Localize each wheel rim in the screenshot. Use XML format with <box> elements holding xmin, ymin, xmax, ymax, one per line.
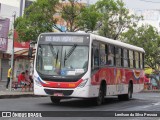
<box><xmin>128</xmin><ymin>90</ymin><xmax>131</xmax><ymax>98</ymax></box>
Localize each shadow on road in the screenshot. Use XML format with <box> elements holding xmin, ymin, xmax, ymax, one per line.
<box><xmin>39</xmin><ymin>97</ymin><xmax>136</xmax><ymax>108</ymax></box>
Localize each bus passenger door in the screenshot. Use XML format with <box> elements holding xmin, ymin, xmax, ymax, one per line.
<box><xmin>91</xmin><ymin>41</ymin><xmax>100</xmax><ymax>84</ymax></box>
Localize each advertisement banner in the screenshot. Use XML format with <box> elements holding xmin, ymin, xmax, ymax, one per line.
<box><xmin>14</xmin><ymin>31</ymin><xmax>30</xmax><ymax>48</ymax></box>
<box><xmin>0</xmin><ymin>18</ymin><xmax>10</xmax><ymax>51</ymax></box>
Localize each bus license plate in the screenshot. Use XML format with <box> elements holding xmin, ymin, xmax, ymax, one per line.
<box><xmin>53</xmin><ymin>93</ymin><xmax>64</xmax><ymax>96</ymax></box>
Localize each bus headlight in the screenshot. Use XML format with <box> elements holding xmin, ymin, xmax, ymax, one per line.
<box><xmin>78</xmin><ymin>78</ymin><xmax>88</xmax><ymax>88</ymax></box>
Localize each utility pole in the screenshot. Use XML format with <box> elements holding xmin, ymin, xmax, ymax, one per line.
<box><xmin>9</xmin><ymin>11</ymin><xmax>16</xmax><ymax>91</ymax></box>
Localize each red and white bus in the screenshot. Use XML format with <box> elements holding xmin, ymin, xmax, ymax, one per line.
<box><xmin>33</xmin><ymin>32</ymin><xmax>145</xmax><ymax>105</ymax></box>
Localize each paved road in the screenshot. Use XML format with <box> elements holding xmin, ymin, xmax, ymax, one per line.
<box><xmin>0</xmin><ymin>92</ymin><xmax>160</xmax><ymax>120</ymax></box>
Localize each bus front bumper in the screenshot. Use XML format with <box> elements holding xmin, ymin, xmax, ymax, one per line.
<box><xmin>34</xmin><ymin>85</ymin><xmax>99</xmax><ymax>98</ymax></box>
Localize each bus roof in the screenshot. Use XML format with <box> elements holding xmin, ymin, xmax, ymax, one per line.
<box><xmin>40</xmin><ymin>32</ymin><xmax>89</xmax><ymax>36</ymax></box>
<box><xmin>91</xmin><ymin>34</ymin><xmax>145</xmax><ymax>53</ymax></box>
<box><xmin>40</xmin><ymin>32</ymin><xmax>145</xmax><ymax>53</ymax></box>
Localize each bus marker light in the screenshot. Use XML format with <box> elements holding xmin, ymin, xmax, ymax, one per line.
<box><xmin>69</xmin><ymin>84</ymin><xmax>76</xmax><ymax>87</ymax></box>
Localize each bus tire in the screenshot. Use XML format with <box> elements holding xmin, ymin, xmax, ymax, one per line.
<box><xmin>118</xmin><ymin>83</ymin><xmax>132</xmax><ymax>101</ymax></box>
<box><xmin>95</xmin><ymin>83</ymin><xmax>105</xmax><ymax>105</ymax></box>
<box><xmin>50</xmin><ymin>96</ymin><xmax>61</xmax><ymax>104</ymax></box>
<box><xmin>127</xmin><ymin>82</ymin><xmax>133</xmax><ymax>99</ymax></box>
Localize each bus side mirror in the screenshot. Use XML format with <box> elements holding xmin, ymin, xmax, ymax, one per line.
<box><xmin>28</xmin><ymin>47</ymin><xmax>33</xmax><ymax>58</ymax></box>
<box><xmin>28</xmin><ymin>41</ymin><xmax>37</xmax><ymax>58</ymax></box>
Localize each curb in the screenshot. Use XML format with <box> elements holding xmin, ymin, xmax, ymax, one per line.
<box><xmin>141</xmin><ymin>90</ymin><xmax>160</xmax><ymax>93</ymax></box>
<box><xmin>0</xmin><ymin>93</ymin><xmax>46</xmax><ymax>99</ymax></box>
<box><xmin>0</xmin><ymin>94</ymin><xmax>34</xmax><ymax>99</ymax></box>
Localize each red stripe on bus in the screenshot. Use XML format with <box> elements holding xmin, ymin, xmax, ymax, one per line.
<box><xmin>42</xmin><ymin>79</ymin><xmax>83</xmax><ymax>88</ymax></box>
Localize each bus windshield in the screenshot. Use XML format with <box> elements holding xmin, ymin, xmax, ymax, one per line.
<box><xmin>36</xmin><ymin>44</ymin><xmax>89</xmax><ymax>76</ymax></box>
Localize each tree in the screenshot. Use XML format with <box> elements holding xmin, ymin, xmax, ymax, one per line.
<box><xmin>58</xmin><ymin>1</ymin><xmax>102</xmax><ymax>32</ymax></box>
<box><xmin>15</xmin><ymin>0</ymin><xmax>59</xmax><ymax>42</ymax></box>
<box><xmin>57</xmin><ymin>0</ymin><xmax>85</xmax><ymax>32</ymax></box>
<box><xmin>120</xmin><ymin>25</ymin><xmax>160</xmax><ymax>70</ymax></box>
<box><xmin>77</xmin><ymin>5</ymin><xmax>102</xmax><ymax>32</ymax></box>
<box><xmin>96</xmin><ymin>0</ymin><xmax>141</xmax><ymax>40</ymax></box>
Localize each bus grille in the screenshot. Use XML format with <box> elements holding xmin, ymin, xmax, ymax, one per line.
<box><xmin>44</xmin><ymin>89</ymin><xmax>73</xmax><ymax>96</ymax></box>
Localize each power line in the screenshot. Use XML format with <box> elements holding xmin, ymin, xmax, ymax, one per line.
<box><xmin>139</xmin><ymin>0</ymin><xmax>160</xmax><ymax>3</ymax></box>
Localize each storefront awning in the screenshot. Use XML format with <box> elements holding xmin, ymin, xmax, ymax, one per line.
<box><xmin>14</xmin><ymin>48</ymin><xmax>36</xmax><ymax>59</ymax></box>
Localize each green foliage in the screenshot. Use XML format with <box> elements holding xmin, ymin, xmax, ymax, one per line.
<box><xmin>77</xmin><ymin>5</ymin><xmax>102</xmax><ymax>32</ymax></box>
<box><xmin>58</xmin><ymin>0</ymin><xmax>85</xmax><ymax>32</ymax></box>
<box><xmin>96</xmin><ymin>0</ymin><xmax>141</xmax><ymax>40</ymax></box>
<box><xmin>121</xmin><ymin>25</ymin><xmax>160</xmax><ymax>70</ymax></box>
<box><xmin>59</xmin><ymin>1</ymin><xmax>102</xmax><ymax>32</ymax></box>
<box><xmin>15</xmin><ymin>0</ymin><xmax>59</xmax><ymax>42</ymax></box>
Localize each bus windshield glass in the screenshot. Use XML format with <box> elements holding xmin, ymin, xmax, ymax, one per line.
<box><xmin>36</xmin><ymin>44</ymin><xmax>89</xmax><ymax>76</ymax></box>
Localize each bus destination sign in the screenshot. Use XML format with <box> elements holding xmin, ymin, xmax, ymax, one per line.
<box><xmin>45</xmin><ymin>36</ymin><xmax>84</xmax><ymax>43</ymax></box>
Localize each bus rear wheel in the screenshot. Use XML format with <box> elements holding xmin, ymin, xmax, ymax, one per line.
<box><xmin>50</xmin><ymin>96</ymin><xmax>61</xmax><ymax>104</ymax></box>
<box><xmin>118</xmin><ymin>83</ymin><xmax>132</xmax><ymax>101</ymax></box>
<box><xmin>127</xmin><ymin>83</ymin><xmax>133</xmax><ymax>99</ymax></box>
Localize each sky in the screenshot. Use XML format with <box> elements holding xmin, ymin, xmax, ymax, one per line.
<box><xmin>122</xmin><ymin>0</ymin><xmax>160</xmax><ymax>10</ymax></box>
<box><xmin>0</xmin><ymin>0</ymin><xmax>160</xmax><ymax>10</ymax></box>
<box><xmin>0</xmin><ymin>0</ymin><xmax>159</xmax><ymax>20</ymax></box>
<box><xmin>91</xmin><ymin>0</ymin><xmax>160</xmax><ymax>10</ymax></box>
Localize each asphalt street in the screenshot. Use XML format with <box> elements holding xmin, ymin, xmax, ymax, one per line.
<box><xmin>1</xmin><ymin>92</ymin><xmax>160</xmax><ymax>120</ymax></box>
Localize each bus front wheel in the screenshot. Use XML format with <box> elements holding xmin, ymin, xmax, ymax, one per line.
<box><xmin>50</xmin><ymin>96</ymin><xmax>61</xmax><ymax>104</ymax></box>
<box><xmin>95</xmin><ymin>84</ymin><xmax>105</xmax><ymax>105</ymax></box>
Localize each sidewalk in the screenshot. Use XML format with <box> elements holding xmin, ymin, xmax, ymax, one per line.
<box><xmin>0</xmin><ymin>80</ymin><xmax>35</xmax><ymax>99</ymax></box>
<box><xmin>141</xmin><ymin>89</ymin><xmax>160</xmax><ymax>93</ymax></box>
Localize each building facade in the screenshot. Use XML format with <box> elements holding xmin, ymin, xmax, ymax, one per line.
<box><xmin>0</xmin><ymin>0</ymin><xmax>35</xmax><ymax>81</ymax></box>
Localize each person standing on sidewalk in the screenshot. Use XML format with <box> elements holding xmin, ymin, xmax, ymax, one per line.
<box><xmin>6</xmin><ymin>67</ymin><xmax>12</xmax><ymax>90</ymax></box>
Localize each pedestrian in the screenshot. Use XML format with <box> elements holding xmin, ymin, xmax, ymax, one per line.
<box><xmin>144</xmin><ymin>74</ymin><xmax>150</xmax><ymax>90</ymax></box>
<box><xmin>18</xmin><ymin>72</ymin><xmax>29</xmax><ymax>92</ymax></box>
<box><xmin>6</xmin><ymin>67</ymin><xmax>12</xmax><ymax>90</ymax></box>
<box><xmin>25</xmin><ymin>70</ymin><xmax>33</xmax><ymax>91</ymax></box>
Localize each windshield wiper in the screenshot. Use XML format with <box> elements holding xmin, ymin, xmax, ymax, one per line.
<box><xmin>49</xmin><ymin>43</ymin><xmax>60</xmax><ymax>68</ymax></box>
<box><xmin>64</xmin><ymin>50</ymin><xmax>66</xmax><ymax>67</ymax></box>
<box><xmin>55</xmin><ymin>50</ymin><xmax>59</xmax><ymax>66</ymax></box>
<box><xmin>49</xmin><ymin>43</ymin><xmax>57</xmax><ymax>57</ymax></box>
<box><xmin>64</xmin><ymin>44</ymin><xmax>77</xmax><ymax>61</ymax></box>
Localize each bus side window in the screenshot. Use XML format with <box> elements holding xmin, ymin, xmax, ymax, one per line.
<box><xmin>105</xmin><ymin>44</ymin><xmax>108</xmax><ymax>65</ymax></box>
<box><xmin>135</xmin><ymin>51</ymin><xmax>139</xmax><ymax>69</ymax></box>
<box><xmin>94</xmin><ymin>49</ymin><xmax>99</xmax><ymax>66</ymax></box>
<box><xmin>123</xmin><ymin>49</ymin><xmax>128</xmax><ymax>67</ymax></box>
<box><xmin>92</xmin><ymin>41</ymin><xmax>99</xmax><ymax>69</ymax></box>
<box><xmin>115</xmin><ymin>46</ymin><xmax>121</xmax><ymax>67</ymax></box>
<box><xmin>108</xmin><ymin>45</ymin><xmax>114</xmax><ymax>66</ymax></box>
<box><xmin>121</xmin><ymin>48</ymin><xmax>124</xmax><ymax>67</ymax></box>
<box><xmin>100</xmin><ymin>43</ymin><xmax>107</xmax><ymax>65</ymax></box>
<box><xmin>140</xmin><ymin>53</ymin><xmax>144</xmax><ymax>69</ymax></box>
<box><xmin>129</xmin><ymin>50</ymin><xmax>134</xmax><ymax>68</ymax></box>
